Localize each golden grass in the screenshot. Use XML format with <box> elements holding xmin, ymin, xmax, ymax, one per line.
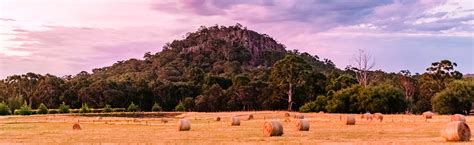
<box><xmin>0</xmin><ymin>111</ymin><xmax>472</xmax><ymax>144</ymax></box>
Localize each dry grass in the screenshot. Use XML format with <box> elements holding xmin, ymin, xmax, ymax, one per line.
<box><xmin>0</xmin><ymin>111</ymin><xmax>472</xmax><ymax>144</ymax></box>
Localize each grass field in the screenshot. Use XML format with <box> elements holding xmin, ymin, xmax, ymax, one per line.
<box><xmin>0</xmin><ymin>111</ymin><xmax>472</xmax><ymax>144</ymax></box>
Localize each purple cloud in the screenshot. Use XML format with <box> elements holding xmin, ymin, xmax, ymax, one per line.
<box><xmin>150</xmin><ymin>0</ymin><xmax>474</xmax><ymax>33</ymax></box>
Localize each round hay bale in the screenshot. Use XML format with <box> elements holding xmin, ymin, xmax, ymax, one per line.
<box><xmin>231</xmin><ymin>116</ymin><xmax>240</xmax><ymax>126</ymax></box>
<box><xmin>362</xmin><ymin>113</ymin><xmax>373</xmax><ymax>121</ymax></box>
<box><xmin>263</xmin><ymin>121</ymin><xmax>283</xmax><ymax>137</ymax></box>
<box><xmin>215</xmin><ymin>116</ymin><xmax>221</xmax><ymax>121</ymax></box>
<box><xmin>294</xmin><ymin>114</ymin><xmax>304</xmax><ymax>119</ymax></box>
<box><xmin>318</xmin><ymin>111</ymin><xmax>325</xmax><ymax>114</ymax></box>
<box><xmin>441</xmin><ymin>121</ymin><xmax>471</xmax><ymax>141</ymax></box>
<box><xmin>177</xmin><ymin>119</ymin><xmax>191</xmax><ymax>131</ymax></box>
<box><xmin>346</xmin><ymin>116</ymin><xmax>356</xmax><ymax>125</ymax></box>
<box><xmin>423</xmin><ymin>111</ymin><xmax>433</xmax><ymax>119</ymax></box>
<box><xmin>284</xmin><ymin>112</ymin><xmax>290</xmax><ymax>117</ymax></box>
<box><xmin>72</xmin><ymin>123</ymin><xmax>81</xmax><ymax>130</ymax></box>
<box><xmin>248</xmin><ymin>114</ymin><xmax>254</xmax><ymax>120</ymax></box>
<box><xmin>295</xmin><ymin>119</ymin><xmax>310</xmax><ymax>131</ymax></box>
<box><xmin>450</xmin><ymin>114</ymin><xmax>466</xmax><ymax>122</ymax></box>
<box><xmin>373</xmin><ymin>113</ymin><xmax>383</xmax><ymax>122</ymax></box>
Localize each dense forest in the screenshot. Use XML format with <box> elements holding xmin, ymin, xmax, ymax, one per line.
<box><xmin>1</xmin><ymin>24</ymin><xmax>473</xmax><ymax>115</ymax></box>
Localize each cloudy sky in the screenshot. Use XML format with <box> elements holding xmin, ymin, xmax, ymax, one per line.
<box><xmin>0</xmin><ymin>0</ymin><xmax>473</xmax><ymax>78</ymax></box>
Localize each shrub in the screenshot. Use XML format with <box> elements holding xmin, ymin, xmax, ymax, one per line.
<box><xmin>151</xmin><ymin>102</ymin><xmax>162</xmax><ymax>112</ymax></box>
<box><xmin>412</xmin><ymin>98</ymin><xmax>432</xmax><ymax>114</ymax></box>
<box><xmin>325</xmin><ymin>84</ymin><xmax>406</xmax><ymax>114</ymax></box>
<box><xmin>299</xmin><ymin>102</ymin><xmax>315</xmax><ymax>113</ymax></box>
<box><xmin>7</xmin><ymin>97</ymin><xmax>23</xmax><ymax>113</ymax></box>
<box><xmin>127</xmin><ymin>102</ymin><xmax>140</xmax><ymax>112</ymax></box>
<box><xmin>16</xmin><ymin>105</ymin><xmax>32</xmax><ymax>115</ymax></box>
<box><xmin>103</xmin><ymin>104</ymin><xmax>113</xmax><ymax>113</ymax></box>
<box><xmin>182</xmin><ymin>97</ymin><xmax>195</xmax><ymax>111</ymax></box>
<box><xmin>79</xmin><ymin>103</ymin><xmax>91</xmax><ymax>113</ymax></box>
<box><xmin>433</xmin><ymin>80</ymin><xmax>474</xmax><ymax>115</ymax></box>
<box><xmin>58</xmin><ymin>102</ymin><xmax>70</xmax><ymax>113</ymax></box>
<box><xmin>326</xmin><ymin>85</ymin><xmax>362</xmax><ymax>113</ymax></box>
<box><xmin>37</xmin><ymin>103</ymin><xmax>48</xmax><ymax>114</ymax></box>
<box><xmin>299</xmin><ymin>95</ymin><xmax>328</xmax><ymax>113</ymax></box>
<box><xmin>0</xmin><ymin>103</ymin><xmax>11</xmax><ymax>115</ymax></box>
<box><xmin>174</xmin><ymin>102</ymin><xmax>186</xmax><ymax>112</ymax></box>
<box><xmin>363</xmin><ymin>84</ymin><xmax>407</xmax><ymax>113</ymax></box>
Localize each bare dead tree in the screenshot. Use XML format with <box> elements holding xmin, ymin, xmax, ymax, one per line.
<box><xmin>399</xmin><ymin>70</ymin><xmax>416</xmax><ymax>113</ymax></box>
<box><xmin>399</xmin><ymin>70</ymin><xmax>415</xmax><ymax>101</ymax></box>
<box><xmin>353</xmin><ymin>49</ymin><xmax>375</xmax><ymax>87</ymax></box>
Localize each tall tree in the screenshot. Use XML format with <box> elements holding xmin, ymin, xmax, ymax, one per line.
<box><xmin>426</xmin><ymin>60</ymin><xmax>463</xmax><ymax>87</ymax></box>
<box><xmin>415</xmin><ymin>60</ymin><xmax>463</xmax><ymax>112</ymax></box>
<box><xmin>3</xmin><ymin>73</ymin><xmax>42</xmax><ymax>107</ymax></box>
<box><xmin>270</xmin><ymin>55</ymin><xmax>312</xmax><ymax>111</ymax></box>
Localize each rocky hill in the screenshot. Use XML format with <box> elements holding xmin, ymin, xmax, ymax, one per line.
<box><xmin>0</xmin><ymin>24</ymin><xmax>340</xmax><ymax>111</ymax></box>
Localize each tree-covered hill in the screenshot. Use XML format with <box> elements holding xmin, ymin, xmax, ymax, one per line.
<box><xmin>0</xmin><ymin>24</ymin><xmax>338</xmax><ymax>111</ymax></box>
<box><xmin>1</xmin><ymin>24</ymin><xmax>471</xmax><ymax>115</ymax></box>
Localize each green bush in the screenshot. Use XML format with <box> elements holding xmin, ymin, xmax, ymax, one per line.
<box><xmin>58</xmin><ymin>102</ymin><xmax>70</xmax><ymax>113</ymax></box>
<box><xmin>299</xmin><ymin>101</ymin><xmax>316</xmax><ymax>113</ymax></box>
<box><xmin>48</xmin><ymin>109</ymin><xmax>59</xmax><ymax>114</ymax></box>
<box><xmin>127</xmin><ymin>102</ymin><xmax>140</xmax><ymax>112</ymax></box>
<box><xmin>37</xmin><ymin>103</ymin><xmax>48</xmax><ymax>114</ymax></box>
<box><xmin>182</xmin><ymin>97</ymin><xmax>195</xmax><ymax>111</ymax></box>
<box><xmin>16</xmin><ymin>105</ymin><xmax>32</xmax><ymax>115</ymax></box>
<box><xmin>151</xmin><ymin>102</ymin><xmax>162</xmax><ymax>112</ymax></box>
<box><xmin>103</xmin><ymin>104</ymin><xmax>113</xmax><ymax>113</ymax></box>
<box><xmin>299</xmin><ymin>95</ymin><xmax>328</xmax><ymax>113</ymax></box>
<box><xmin>79</xmin><ymin>103</ymin><xmax>91</xmax><ymax>113</ymax></box>
<box><xmin>433</xmin><ymin>80</ymin><xmax>474</xmax><ymax>115</ymax></box>
<box><xmin>326</xmin><ymin>85</ymin><xmax>362</xmax><ymax>113</ymax></box>
<box><xmin>112</xmin><ymin>108</ymin><xmax>126</xmax><ymax>112</ymax></box>
<box><xmin>7</xmin><ymin>97</ymin><xmax>23</xmax><ymax>114</ymax></box>
<box><xmin>326</xmin><ymin>84</ymin><xmax>406</xmax><ymax>114</ymax></box>
<box><xmin>0</xmin><ymin>103</ymin><xmax>12</xmax><ymax>115</ymax></box>
<box><xmin>363</xmin><ymin>84</ymin><xmax>406</xmax><ymax>113</ymax></box>
<box><xmin>174</xmin><ymin>102</ymin><xmax>186</xmax><ymax>112</ymax></box>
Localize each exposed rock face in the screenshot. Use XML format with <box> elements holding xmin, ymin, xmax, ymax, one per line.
<box><xmin>167</xmin><ymin>24</ymin><xmax>286</xmax><ymax>66</ymax></box>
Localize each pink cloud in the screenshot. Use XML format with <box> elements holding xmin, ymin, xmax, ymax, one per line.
<box><xmin>1</xmin><ymin>26</ymin><xmax>175</xmax><ymax>77</ymax></box>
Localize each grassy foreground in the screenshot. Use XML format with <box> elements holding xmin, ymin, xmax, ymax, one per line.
<box><xmin>0</xmin><ymin>111</ymin><xmax>472</xmax><ymax>144</ymax></box>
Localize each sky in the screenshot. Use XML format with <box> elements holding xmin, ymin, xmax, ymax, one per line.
<box><xmin>0</xmin><ymin>0</ymin><xmax>473</xmax><ymax>79</ymax></box>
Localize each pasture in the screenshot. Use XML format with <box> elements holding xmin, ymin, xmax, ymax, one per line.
<box><xmin>0</xmin><ymin>111</ymin><xmax>472</xmax><ymax>144</ymax></box>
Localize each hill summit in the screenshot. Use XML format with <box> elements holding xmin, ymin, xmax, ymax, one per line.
<box><xmin>162</xmin><ymin>24</ymin><xmax>287</xmax><ymax>66</ymax></box>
